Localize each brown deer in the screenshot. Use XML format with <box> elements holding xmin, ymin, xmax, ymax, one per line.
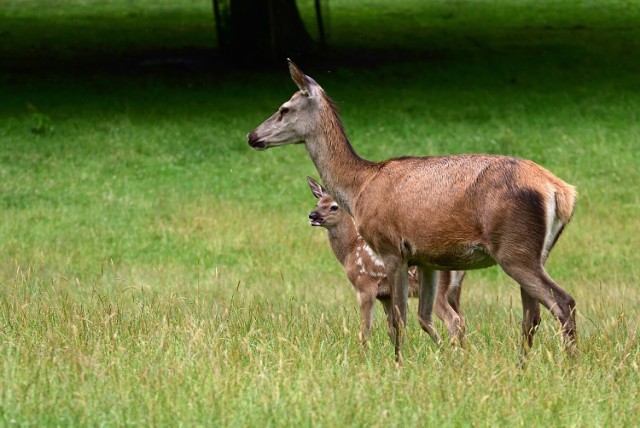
<box><xmin>307</xmin><ymin>176</ymin><xmax>466</xmax><ymax>346</ymax></box>
<box><xmin>248</xmin><ymin>60</ymin><xmax>577</xmax><ymax>361</ymax></box>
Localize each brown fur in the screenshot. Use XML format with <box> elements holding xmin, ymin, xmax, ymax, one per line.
<box><xmin>249</xmin><ymin>60</ymin><xmax>577</xmax><ymax>360</ymax></box>
<box><xmin>307</xmin><ymin>176</ymin><xmax>466</xmax><ymax>345</ymax></box>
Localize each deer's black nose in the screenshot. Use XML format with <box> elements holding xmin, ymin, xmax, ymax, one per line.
<box><xmin>247</xmin><ymin>131</ymin><xmax>266</xmax><ymax>150</ymax></box>
<box><xmin>309</xmin><ymin>211</ymin><xmax>319</xmax><ymax>220</ymax></box>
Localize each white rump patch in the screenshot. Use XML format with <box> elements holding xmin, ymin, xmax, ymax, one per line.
<box><xmin>543</xmin><ymin>187</ymin><xmax>564</xmax><ymax>260</ymax></box>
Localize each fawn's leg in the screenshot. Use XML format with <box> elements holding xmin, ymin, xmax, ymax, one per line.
<box><xmin>416</xmin><ymin>266</ymin><xmax>443</xmax><ymax>347</ymax></box>
<box><xmin>356</xmin><ymin>291</ymin><xmax>376</xmax><ymax>346</ymax></box>
<box><xmin>433</xmin><ymin>271</ymin><xmax>463</xmax><ymax>345</ymax></box>
<box><xmin>448</xmin><ymin>271</ymin><xmax>466</xmax><ymax>338</ymax></box>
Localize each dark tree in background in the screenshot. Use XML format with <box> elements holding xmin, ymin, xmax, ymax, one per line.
<box><xmin>213</xmin><ymin>0</ymin><xmax>315</xmax><ymax>63</ymax></box>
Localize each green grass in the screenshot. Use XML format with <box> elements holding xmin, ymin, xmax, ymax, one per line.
<box><xmin>1</xmin><ymin>0</ymin><xmax>640</xmax><ymax>425</ymax></box>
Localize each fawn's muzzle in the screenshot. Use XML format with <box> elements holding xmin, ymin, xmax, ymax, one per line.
<box><xmin>308</xmin><ymin>211</ymin><xmax>324</xmax><ymax>226</ymax></box>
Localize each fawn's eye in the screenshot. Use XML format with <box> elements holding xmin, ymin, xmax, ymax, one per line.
<box><xmin>330</xmin><ymin>205</ymin><xmax>339</xmax><ymax>211</ymax></box>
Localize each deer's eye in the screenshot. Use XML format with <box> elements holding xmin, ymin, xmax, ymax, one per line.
<box><xmin>280</xmin><ymin>107</ymin><xmax>289</xmax><ymax>115</ymax></box>
<box><xmin>330</xmin><ymin>205</ymin><xmax>339</xmax><ymax>211</ymax></box>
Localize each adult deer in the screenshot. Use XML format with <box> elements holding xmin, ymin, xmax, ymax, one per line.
<box><xmin>307</xmin><ymin>176</ymin><xmax>466</xmax><ymax>346</ymax></box>
<box><xmin>248</xmin><ymin>60</ymin><xmax>577</xmax><ymax>361</ymax></box>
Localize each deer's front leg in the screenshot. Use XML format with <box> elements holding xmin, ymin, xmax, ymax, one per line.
<box><xmin>417</xmin><ymin>266</ymin><xmax>443</xmax><ymax>347</ymax></box>
<box><xmin>379</xmin><ymin>298</ymin><xmax>395</xmax><ymax>343</ymax></box>
<box><xmin>384</xmin><ymin>256</ymin><xmax>409</xmax><ymax>362</ymax></box>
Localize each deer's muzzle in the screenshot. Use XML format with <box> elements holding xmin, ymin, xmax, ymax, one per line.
<box><xmin>247</xmin><ymin>131</ymin><xmax>266</xmax><ymax>150</ymax></box>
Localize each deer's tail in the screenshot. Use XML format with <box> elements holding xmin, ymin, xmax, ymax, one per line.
<box><xmin>555</xmin><ymin>183</ymin><xmax>577</xmax><ymax>225</ymax></box>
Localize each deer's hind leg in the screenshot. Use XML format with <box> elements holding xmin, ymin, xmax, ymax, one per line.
<box><xmin>520</xmin><ymin>287</ymin><xmax>541</xmax><ymax>353</ymax></box>
<box><xmin>487</xmin><ymin>189</ymin><xmax>576</xmax><ymax>358</ymax></box>
<box><xmin>501</xmin><ymin>262</ymin><xmax>576</xmax><ymax>354</ymax></box>
<box><xmin>491</xmin><ymin>190</ymin><xmax>576</xmax><ymax>355</ymax></box>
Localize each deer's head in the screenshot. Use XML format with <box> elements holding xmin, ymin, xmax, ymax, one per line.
<box><xmin>248</xmin><ymin>59</ymin><xmax>323</xmax><ymax>150</ymax></box>
<box><xmin>307</xmin><ymin>176</ymin><xmax>345</xmax><ymax>228</ymax></box>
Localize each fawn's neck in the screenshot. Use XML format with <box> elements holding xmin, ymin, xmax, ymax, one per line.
<box><xmin>326</xmin><ymin>216</ymin><xmax>361</xmax><ymax>266</ymax></box>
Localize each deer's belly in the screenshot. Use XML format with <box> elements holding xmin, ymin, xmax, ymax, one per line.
<box><xmin>414</xmin><ymin>244</ymin><xmax>497</xmax><ymax>271</ymax></box>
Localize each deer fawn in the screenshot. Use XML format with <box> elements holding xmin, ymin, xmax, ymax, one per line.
<box><xmin>248</xmin><ymin>60</ymin><xmax>577</xmax><ymax>361</ymax></box>
<box><xmin>307</xmin><ymin>176</ymin><xmax>466</xmax><ymax>346</ymax></box>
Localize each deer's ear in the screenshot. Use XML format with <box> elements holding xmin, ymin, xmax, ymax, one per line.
<box><xmin>307</xmin><ymin>176</ymin><xmax>325</xmax><ymax>199</ymax></box>
<box><xmin>288</xmin><ymin>58</ymin><xmax>310</xmax><ymax>96</ymax></box>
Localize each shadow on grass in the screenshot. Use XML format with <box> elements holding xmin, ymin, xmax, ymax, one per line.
<box><xmin>1</xmin><ymin>1</ymin><xmax>639</xmax><ymax>73</ymax></box>
<box><xmin>1</xmin><ymin>1</ymin><xmax>639</xmax><ymax>124</ymax></box>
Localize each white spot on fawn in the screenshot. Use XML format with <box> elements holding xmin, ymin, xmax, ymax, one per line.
<box><xmin>361</xmin><ymin>243</ymin><xmax>385</xmax><ymax>267</ymax></box>
<box><xmin>363</xmin><ymin>245</ymin><xmax>374</xmax><ymax>257</ymax></box>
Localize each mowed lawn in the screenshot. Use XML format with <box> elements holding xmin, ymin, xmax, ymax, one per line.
<box><xmin>1</xmin><ymin>0</ymin><xmax>639</xmax><ymax>425</ymax></box>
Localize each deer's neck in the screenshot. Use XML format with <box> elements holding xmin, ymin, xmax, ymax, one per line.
<box><xmin>305</xmin><ymin>102</ymin><xmax>377</xmax><ymax>215</ymax></box>
<box><xmin>326</xmin><ymin>216</ymin><xmax>360</xmax><ymax>265</ymax></box>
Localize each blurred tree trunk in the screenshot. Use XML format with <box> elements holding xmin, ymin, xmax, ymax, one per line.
<box><xmin>215</xmin><ymin>0</ymin><xmax>314</xmax><ymax>63</ymax></box>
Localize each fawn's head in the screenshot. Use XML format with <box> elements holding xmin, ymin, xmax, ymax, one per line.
<box><xmin>248</xmin><ymin>59</ymin><xmax>327</xmax><ymax>151</ymax></box>
<box><xmin>307</xmin><ymin>176</ymin><xmax>345</xmax><ymax>228</ymax></box>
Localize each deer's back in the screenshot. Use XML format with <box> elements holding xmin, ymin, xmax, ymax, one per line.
<box><xmin>353</xmin><ymin>154</ymin><xmax>574</xmax><ymax>270</ymax></box>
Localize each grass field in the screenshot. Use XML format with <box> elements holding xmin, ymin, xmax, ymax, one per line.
<box><xmin>1</xmin><ymin>0</ymin><xmax>639</xmax><ymax>425</ymax></box>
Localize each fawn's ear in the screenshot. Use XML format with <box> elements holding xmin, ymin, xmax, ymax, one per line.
<box><xmin>307</xmin><ymin>176</ymin><xmax>325</xmax><ymax>199</ymax></box>
<box><xmin>288</xmin><ymin>58</ymin><xmax>311</xmax><ymax>96</ymax></box>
